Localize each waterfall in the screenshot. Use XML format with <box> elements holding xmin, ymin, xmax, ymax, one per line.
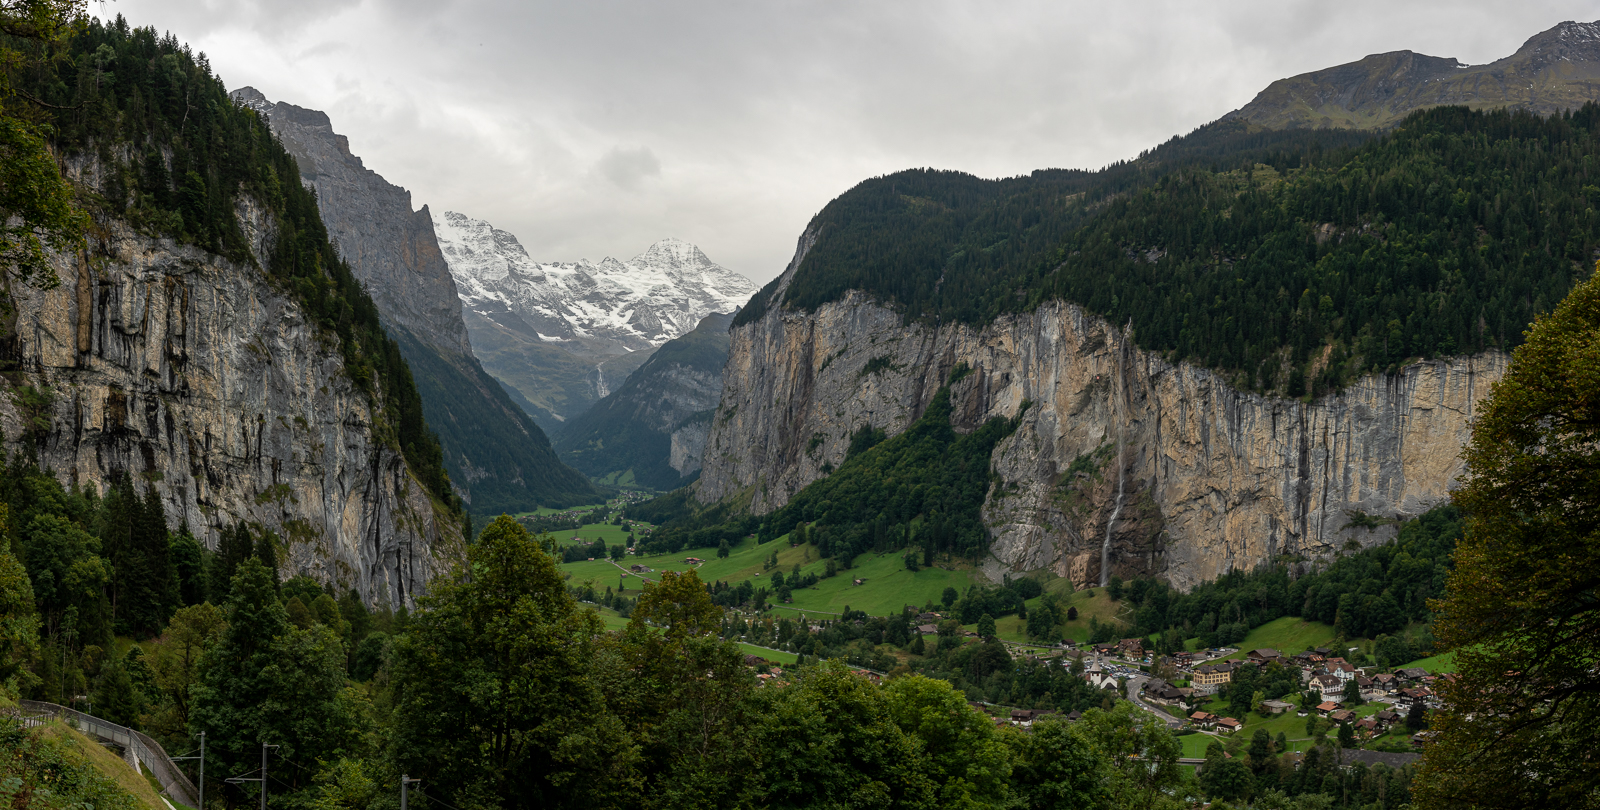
<box><xmin>1101</xmin><ymin>453</ymin><xmax>1124</xmax><ymax>587</ymax></box>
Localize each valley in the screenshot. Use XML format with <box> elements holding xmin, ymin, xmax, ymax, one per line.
<box><xmin>0</xmin><ymin>7</ymin><xmax>1596</xmax><ymax>810</ymax></box>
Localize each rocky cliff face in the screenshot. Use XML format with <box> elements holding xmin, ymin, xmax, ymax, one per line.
<box><xmin>229</xmin><ymin>88</ymin><xmax>595</xmax><ymax>513</ymax></box>
<box><xmin>0</xmin><ymin>199</ymin><xmax>461</xmax><ymax>607</ymax></box>
<box><xmin>231</xmin><ymin>88</ymin><xmax>470</xmax><ymax>356</ymax></box>
<box><xmin>700</xmin><ymin>238</ymin><xmax>1503</xmax><ymax>589</ymax></box>
<box><xmin>1226</xmin><ymin>20</ymin><xmax>1600</xmax><ymax>130</ymax></box>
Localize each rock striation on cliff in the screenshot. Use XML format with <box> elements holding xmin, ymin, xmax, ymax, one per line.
<box><xmin>0</xmin><ymin>200</ymin><xmax>460</xmax><ymax>607</ymax></box>
<box><xmin>699</xmin><ymin>237</ymin><xmax>1504</xmax><ymax>590</ymax></box>
<box><xmin>230</xmin><ymin>88</ymin><xmax>595</xmax><ymax>513</ymax></box>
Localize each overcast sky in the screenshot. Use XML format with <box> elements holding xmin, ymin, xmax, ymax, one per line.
<box><xmin>98</xmin><ymin>1</ymin><xmax>1600</xmax><ymax>283</ymax></box>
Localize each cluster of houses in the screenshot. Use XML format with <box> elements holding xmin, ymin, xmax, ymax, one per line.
<box><xmin>1072</xmin><ymin>644</ymin><xmax>1448</xmax><ymax>742</ymax></box>
<box><xmin>1156</xmin><ymin>647</ymin><xmax>1446</xmax><ymax>709</ymax></box>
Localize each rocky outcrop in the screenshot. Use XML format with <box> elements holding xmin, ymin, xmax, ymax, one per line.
<box><xmin>0</xmin><ymin>206</ymin><xmax>461</xmax><ymax>607</ymax></box>
<box><xmin>700</xmin><ymin>237</ymin><xmax>1503</xmax><ymax>589</ymax></box>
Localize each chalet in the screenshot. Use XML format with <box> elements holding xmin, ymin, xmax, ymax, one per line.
<box><xmin>1261</xmin><ymin>700</ymin><xmax>1295</xmax><ymax>715</ymax></box>
<box><xmin>1370</xmin><ymin>672</ymin><xmax>1398</xmax><ymax>692</ymax></box>
<box><xmin>1189</xmin><ymin>711</ymin><xmax>1217</xmax><ymax>729</ymax></box>
<box><xmin>1374</xmin><ymin>710</ymin><xmax>1401</xmax><ymax>728</ymax></box>
<box><xmin>916</xmin><ymin>612</ymin><xmax>942</xmax><ymax>622</ymax></box>
<box><xmin>917</xmin><ymin>624</ymin><xmax>939</xmax><ymax>635</ymax></box>
<box><xmin>1398</xmin><ymin>687</ymin><xmax>1432</xmax><ymax>709</ymax></box>
<box><xmin>1328</xmin><ymin>709</ymin><xmax>1356</xmax><ymax>724</ymax></box>
<box><xmin>1092</xmin><ymin>643</ymin><xmax>1119</xmax><ymax>656</ymax></box>
<box><xmin>1009</xmin><ymin>708</ymin><xmax>1057</xmax><ymax>728</ymax></box>
<box><xmin>1247</xmin><ymin>648</ymin><xmax>1283</xmax><ymax>665</ymax></box>
<box><xmin>851</xmin><ymin>669</ymin><xmax>883</xmax><ymax>683</ymax></box>
<box><xmin>1192</xmin><ymin>663</ymin><xmax>1234</xmax><ymax>695</ymax></box>
<box><xmin>1064</xmin><ymin>710</ymin><xmax>1083</xmax><ymax>722</ymax></box>
<box><xmin>1312</xmin><ymin>673</ymin><xmax>1344</xmax><ymax>698</ymax></box>
<box><xmin>1357</xmin><ymin>676</ymin><xmax>1385</xmax><ymax>701</ymax></box>
<box><xmin>1141</xmin><ymin>680</ymin><xmax>1184</xmax><ymax>704</ymax></box>
<box><xmin>1397</xmin><ymin>667</ymin><xmax>1431</xmax><ymax>681</ymax></box>
<box><xmin>684</xmin><ymin>557</ymin><xmax>704</xmax><ymax>563</ymax></box>
<box><xmin>1314</xmin><ymin>647</ymin><xmax>1334</xmax><ymax>657</ymax></box>
<box><xmin>1216</xmin><ymin>717</ymin><xmax>1243</xmax><ymax>733</ymax></box>
<box><xmin>1117</xmin><ymin>638</ymin><xmax>1146</xmax><ymax>658</ymax></box>
<box><xmin>1412</xmin><ymin>730</ymin><xmax>1439</xmax><ymax>748</ymax></box>
<box><xmin>1315</xmin><ymin>701</ymin><xmax>1342</xmax><ymax>716</ymax></box>
<box><xmin>1354</xmin><ymin>717</ymin><xmax>1378</xmax><ymax>735</ymax></box>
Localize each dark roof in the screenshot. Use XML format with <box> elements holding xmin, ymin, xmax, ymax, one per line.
<box><xmin>1339</xmin><ymin>749</ymin><xmax>1421</xmax><ymax>770</ymax></box>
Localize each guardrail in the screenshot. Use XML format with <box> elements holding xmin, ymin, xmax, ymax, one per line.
<box><xmin>17</xmin><ymin>699</ymin><xmax>201</xmax><ymax>808</ymax></box>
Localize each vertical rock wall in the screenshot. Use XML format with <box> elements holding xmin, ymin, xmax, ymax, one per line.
<box><xmin>700</xmin><ymin>240</ymin><xmax>1502</xmax><ymax>589</ymax></box>
<box><xmin>0</xmin><ymin>207</ymin><xmax>461</xmax><ymax>607</ymax></box>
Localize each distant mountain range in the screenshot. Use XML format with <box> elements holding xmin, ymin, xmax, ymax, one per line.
<box><xmin>432</xmin><ymin>212</ymin><xmax>756</xmax><ymax>430</ymax></box>
<box><xmin>1227</xmin><ymin>19</ymin><xmax>1600</xmax><ymax>129</ymax></box>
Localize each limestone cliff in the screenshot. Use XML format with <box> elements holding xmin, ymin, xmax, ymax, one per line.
<box><xmin>0</xmin><ymin>198</ymin><xmax>461</xmax><ymax>607</ymax></box>
<box><xmin>699</xmin><ymin>238</ymin><xmax>1503</xmax><ymax>589</ymax></box>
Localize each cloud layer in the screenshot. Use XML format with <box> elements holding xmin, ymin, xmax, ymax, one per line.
<box><xmin>102</xmin><ymin>0</ymin><xmax>1600</xmax><ymax>282</ymax></box>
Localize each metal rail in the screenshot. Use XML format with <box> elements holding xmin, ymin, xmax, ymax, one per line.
<box><xmin>17</xmin><ymin>699</ymin><xmax>201</xmax><ymax>808</ymax></box>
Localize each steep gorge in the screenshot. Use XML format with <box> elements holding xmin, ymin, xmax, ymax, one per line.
<box><xmin>699</xmin><ymin>238</ymin><xmax>1503</xmax><ymax>589</ymax></box>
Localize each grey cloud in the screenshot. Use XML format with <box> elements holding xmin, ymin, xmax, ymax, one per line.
<box><xmin>596</xmin><ymin>146</ymin><xmax>662</xmax><ymax>190</ymax></box>
<box><xmin>101</xmin><ymin>0</ymin><xmax>1600</xmax><ymax>282</ymax></box>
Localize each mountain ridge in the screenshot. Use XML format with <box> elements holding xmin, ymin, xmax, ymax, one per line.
<box><xmin>433</xmin><ymin>211</ymin><xmax>756</xmax><ymax>428</ymax></box>
<box><xmin>1225</xmin><ymin>19</ymin><xmax>1600</xmax><ymax>130</ymax></box>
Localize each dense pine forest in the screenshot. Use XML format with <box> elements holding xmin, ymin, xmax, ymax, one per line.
<box><xmin>745</xmin><ymin>106</ymin><xmax>1597</xmax><ymax>396</ymax></box>
<box><xmin>6</xmin><ymin>15</ymin><xmax>460</xmax><ymax>516</ymax></box>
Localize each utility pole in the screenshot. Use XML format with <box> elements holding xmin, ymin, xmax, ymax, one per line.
<box><xmin>172</xmin><ymin>732</ymin><xmax>205</xmax><ymax>810</ymax></box>
<box><xmin>401</xmin><ymin>775</ymin><xmax>420</xmax><ymax>810</ymax></box>
<box><xmin>224</xmin><ymin>742</ymin><xmax>277</xmax><ymax>810</ymax></box>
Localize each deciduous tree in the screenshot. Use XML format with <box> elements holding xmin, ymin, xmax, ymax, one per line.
<box><xmin>1417</xmin><ymin>266</ymin><xmax>1600</xmax><ymax>809</ymax></box>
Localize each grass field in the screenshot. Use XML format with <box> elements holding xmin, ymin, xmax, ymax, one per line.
<box><xmin>1210</xmin><ymin>617</ymin><xmax>1342</xmax><ymax>659</ymax></box>
<box><xmin>1402</xmin><ymin>649</ymin><xmax>1457</xmax><ymax>673</ymax></box>
<box><xmin>560</xmin><ymin>531</ymin><xmax>976</xmax><ymax>618</ymax></box>
<box><xmin>39</xmin><ymin>721</ymin><xmax>167</xmax><ymax>810</ymax></box>
<box><xmin>738</xmin><ymin>643</ymin><xmax>799</xmax><ymax>664</ymax></box>
<box><xmin>546</xmin><ymin>522</ymin><xmax>644</xmax><ymax>546</ymax></box>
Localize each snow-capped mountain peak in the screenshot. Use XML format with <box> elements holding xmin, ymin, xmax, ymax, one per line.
<box><xmin>433</xmin><ymin>211</ymin><xmax>758</xmax><ymax>356</ymax></box>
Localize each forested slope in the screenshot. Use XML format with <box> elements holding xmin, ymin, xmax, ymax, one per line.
<box><xmin>748</xmin><ymin>106</ymin><xmax>1597</xmax><ymax>396</ymax></box>
<box><xmin>554</xmin><ymin>311</ymin><xmax>736</xmax><ymax>490</ymax></box>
